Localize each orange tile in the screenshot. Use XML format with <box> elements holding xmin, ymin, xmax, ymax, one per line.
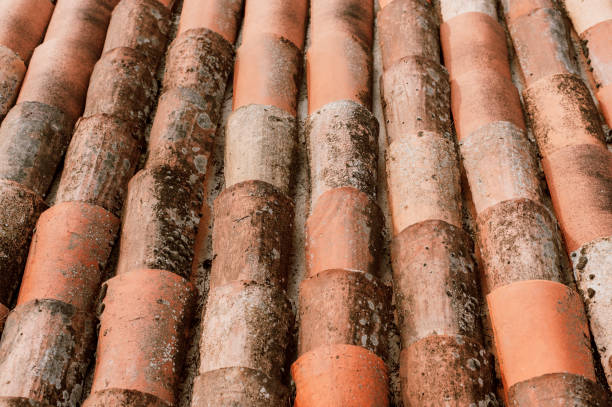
<box><xmin>523</xmin><ymin>73</ymin><xmax>605</xmax><ymax>157</ymax></box>
<box><xmin>18</xmin><ymin>202</ymin><xmax>119</xmax><ymax>311</ymax></box>
<box><xmin>307</xmin><ymin>31</ymin><xmax>372</xmax><ymax>112</ymax></box>
<box><xmin>450</xmin><ymin>69</ymin><xmax>525</xmax><ymax>140</ymax></box>
<box><xmin>306</xmin><ymin>187</ymin><xmax>383</xmax><ymax>278</ymax></box>
<box><xmin>487</xmin><ymin>280</ymin><xmax>596</xmax><ymax>391</ymax></box>
<box><xmin>581</xmin><ymin>20</ymin><xmax>612</xmax><ymax>88</ymax></box>
<box><xmin>508</xmin><ymin>7</ymin><xmax>577</xmax><ymax>86</ymax></box>
<box><xmin>0</xmin><ymin>0</ymin><xmax>54</xmax><ymax>62</ymax></box>
<box><xmin>178</xmin><ymin>0</ymin><xmax>243</xmax><ymax>42</ymax></box>
<box><xmin>441</xmin><ymin>12</ymin><xmax>511</xmax><ymax>81</ymax></box>
<box><xmin>233</xmin><ymin>34</ymin><xmax>302</xmax><ymax>115</ymax></box>
<box><xmin>542</xmin><ymin>143</ymin><xmax>612</xmax><ymax>252</ymax></box>
<box><xmin>292</xmin><ymin>344</ymin><xmax>389</xmax><ymax>407</ymax></box>
<box><xmin>241</xmin><ymin>0</ymin><xmax>308</xmax><ymax>50</ymax></box>
<box><xmin>88</xmin><ymin>269</ymin><xmax>195</xmax><ymax>405</ymax></box>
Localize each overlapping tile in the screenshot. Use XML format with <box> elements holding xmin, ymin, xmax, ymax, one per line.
<box><xmin>441</xmin><ymin>0</ymin><xmax>610</xmax><ymax>403</ymax></box>
<box><xmin>379</xmin><ymin>1</ymin><xmax>497</xmax><ymax>405</ymax></box>
<box><xmin>505</xmin><ymin>0</ymin><xmax>612</xmax><ymax>392</ymax></box>
<box><xmin>191</xmin><ymin>1</ymin><xmax>307</xmax><ymax>404</ymax></box>
<box><xmin>0</xmin><ymin>0</ymin><xmax>172</xmax><ymax>404</ymax></box>
<box><xmin>291</xmin><ymin>1</ymin><xmax>392</xmax><ymax>406</ymax></box>
<box><xmin>0</xmin><ymin>0</ymin><xmax>118</xmax><ymax>337</ymax></box>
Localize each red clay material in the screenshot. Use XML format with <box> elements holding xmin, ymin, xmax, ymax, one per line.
<box><xmin>0</xmin><ymin>300</ymin><xmax>94</xmax><ymax>404</ymax></box>
<box><xmin>298</xmin><ymin>269</ymin><xmax>390</xmax><ymax>357</ymax></box>
<box><xmin>307</xmin><ymin>32</ymin><xmax>372</xmax><ymax>113</ymax></box>
<box><xmin>487</xmin><ymin>280</ymin><xmax>596</xmax><ymax>390</ymax></box>
<box><xmin>197</xmin><ymin>281</ymin><xmax>292</xmax><ymax>379</ymax></box>
<box><xmin>306</xmin><ymin>187</ymin><xmax>383</xmax><ymax>278</ymax></box>
<box><xmin>146</xmin><ymin>88</ymin><xmax>216</xmax><ymax>179</ymax></box>
<box><xmin>307</xmin><ymin>101</ymin><xmax>379</xmax><ymax>203</ymax></box>
<box><xmin>523</xmin><ymin>73</ymin><xmax>606</xmax><ymax>157</ymax></box>
<box><xmin>508</xmin><ymin>372</ymin><xmax>610</xmax><ymax>406</ymax></box>
<box><xmin>377</xmin><ymin>0</ymin><xmax>440</xmax><ymax>70</ymax></box>
<box><xmin>441</xmin><ymin>12</ymin><xmax>512</xmax><ymax>80</ymax></box>
<box><xmin>55</xmin><ymin>115</ymin><xmax>141</xmax><ymax>214</ymax></box>
<box><xmin>82</xmin><ymin>389</ymin><xmax>169</xmax><ymax>407</ymax></box>
<box><xmin>0</xmin><ymin>47</ymin><xmax>25</xmax><ymax>121</ymax></box>
<box><xmin>450</xmin><ymin>69</ymin><xmax>526</xmax><ymax>140</ymax></box>
<box><xmin>0</xmin><ymin>0</ymin><xmax>54</xmax><ymax>62</ymax></box>
<box><xmin>240</xmin><ymin>0</ymin><xmax>308</xmax><ymax>50</ymax></box>
<box><xmin>116</xmin><ymin>168</ymin><xmax>203</xmax><ymax>279</ymax></box>
<box><xmin>310</xmin><ymin>0</ymin><xmax>373</xmax><ymax>50</ymax></box>
<box><xmin>17</xmin><ymin>202</ymin><xmax>119</xmax><ymax>311</ymax></box>
<box><xmin>0</xmin><ymin>180</ymin><xmax>46</xmax><ymax>307</ymax></box>
<box><xmin>17</xmin><ymin>40</ymin><xmax>100</xmax><ymax>125</ymax></box>
<box><xmin>507</xmin><ymin>7</ymin><xmax>577</xmax><ymax>86</ymax></box>
<box><xmin>83</xmin><ymin>47</ymin><xmax>158</xmax><ymax>128</ymax></box>
<box><xmin>459</xmin><ymin>121</ymin><xmax>543</xmax><ymax>215</ymax></box>
<box><xmin>401</xmin><ymin>335</ymin><xmax>496</xmax><ymax>406</ymax></box>
<box><xmin>386</xmin><ymin>133</ymin><xmax>462</xmax><ymax>233</ymax></box>
<box><xmin>211</xmin><ymin>181</ymin><xmax>294</xmax><ymax>289</ymax></box>
<box><xmin>177</xmin><ymin>0</ymin><xmax>244</xmax><ymax>43</ymax></box>
<box><xmin>233</xmin><ymin>34</ymin><xmax>302</xmax><ymax>116</ymax></box>
<box><xmin>224</xmin><ymin>105</ymin><xmax>296</xmax><ymax>193</ymax></box>
<box><xmin>292</xmin><ymin>344</ymin><xmax>389</xmax><ymax>407</ymax></box>
<box><xmin>87</xmin><ymin>269</ymin><xmax>195</xmax><ymax>406</ymax></box>
<box><xmin>542</xmin><ymin>143</ymin><xmax>612</xmax><ymax>253</ymax></box>
<box><xmin>307</xmin><ymin>0</ymin><xmax>373</xmax><ymax>112</ymax></box>
<box><xmin>162</xmin><ymin>28</ymin><xmax>235</xmax><ymax>105</ymax></box>
<box><xmin>102</xmin><ymin>0</ymin><xmax>172</xmax><ymax>66</ymax></box>
<box><xmin>0</xmin><ymin>101</ymin><xmax>71</xmax><ymax>195</ymax></box>
<box><xmin>43</xmin><ymin>0</ymin><xmax>115</xmax><ymax>54</ymax></box>
<box><xmin>477</xmin><ymin>199</ymin><xmax>570</xmax><ymax>293</ymax></box>
<box><xmin>392</xmin><ymin>220</ymin><xmax>481</xmax><ymax>346</ymax></box>
<box><xmin>380</xmin><ymin>58</ymin><xmax>452</xmax><ymax>144</ymax></box>
<box><xmin>191</xmin><ymin>367</ymin><xmax>288</xmax><ymax>406</ymax></box>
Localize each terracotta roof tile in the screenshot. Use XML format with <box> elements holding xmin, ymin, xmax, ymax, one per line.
<box><xmin>380</xmin><ymin>0</ymin><xmax>496</xmax><ymax>404</ymax></box>
<box><xmin>507</xmin><ymin>0</ymin><xmax>612</xmax><ymax>389</ymax></box>
<box><xmin>0</xmin><ymin>0</ymin><xmax>610</xmax><ymax>403</ymax></box>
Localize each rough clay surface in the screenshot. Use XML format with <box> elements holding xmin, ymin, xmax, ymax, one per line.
<box><xmin>65</xmin><ymin>1</ymin><xmax>612</xmax><ymax>406</ymax></box>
